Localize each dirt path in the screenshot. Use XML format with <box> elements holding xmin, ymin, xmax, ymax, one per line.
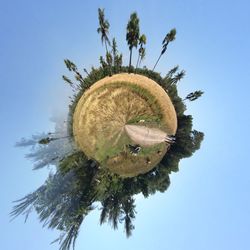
<box><xmin>124</xmin><ymin>124</ymin><xmax>167</xmax><ymax>146</ymax></box>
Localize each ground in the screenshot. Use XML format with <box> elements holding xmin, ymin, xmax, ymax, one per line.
<box><xmin>73</xmin><ymin>73</ymin><xmax>177</xmax><ymax>177</ymax></box>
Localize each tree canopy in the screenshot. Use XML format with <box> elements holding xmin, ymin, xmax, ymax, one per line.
<box><xmin>126</xmin><ymin>12</ymin><xmax>140</xmax><ymax>71</ymax></box>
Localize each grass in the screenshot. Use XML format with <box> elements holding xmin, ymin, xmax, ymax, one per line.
<box><xmin>73</xmin><ymin>73</ymin><xmax>177</xmax><ymax>177</ymax></box>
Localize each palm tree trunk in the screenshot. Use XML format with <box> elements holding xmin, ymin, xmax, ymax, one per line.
<box><xmin>104</xmin><ymin>40</ymin><xmax>108</xmax><ymax>56</ymax></box>
<box><xmin>105</xmin><ymin>40</ymin><xmax>112</xmax><ymax>76</ymax></box>
<box><xmin>165</xmin><ymin>78</ymin><xmax>175</xmax><ymax>90</ymax></box>
<box><xmin>136</xmin><ymin>53</ymin><xmax>140</xmax><ymax>70</ymax></box>
<box><xmin>152</xmin><ymin>53</ymin><xmax>162</xmax><ymax>71</ymax></box>
<box><xmin>138</xmin><ymin>56</ymin><xmax>142</xmax><ymax>68</ymax></box>
<box><xmin>129</xmin><ymin>48</ymin><xmax>132</xmax><ymax>73</ymax></box>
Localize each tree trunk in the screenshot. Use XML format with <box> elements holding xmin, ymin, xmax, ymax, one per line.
<box><xmin>104</xmin><ymin>40</ymin><xmax>108</xmax><ymax>56</ymax></box>
<box><xmin>138</xmin><ymin>56</ymin><xmax>143</xmax><ymax>68</ymax></box>
<box><xmin>152</xmin><ymin>53</ymin><xmax>162</xmax><ymax>71</ymax></box>
<box><xmin>136</xmin><ymin>52</ymin><xmax>140</xmax><ymax>70</ymax></box>
<box><xmin>129</xmin><ymin>48</ymin><xmax>133</xmax><ymax>73</ymax></box>
<box><xmin>105</xmin><ymin>40</ymin><xmax>112</xmax><ymax>76</ymax></box>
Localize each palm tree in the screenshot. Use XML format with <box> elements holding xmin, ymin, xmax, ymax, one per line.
<box><xmin>184</xmin><ymin>90</ymin><xmax>204</xmax><ymax>101</ymax></box>
<box><xmin>126</xmin><ymin>12</ymin><xmax>140</xmax><ymax>72</ymax></box>
<box><xmin>152</xmin><ymin>28</ymin><xmax>176</xmax><ymax>71</ymax></box>
<box><xmin>83</xmin><ymin>68</ymin><xmax>90</xmax><ymax>77</ymax></box>
<box><xmin>62</xmin><ymin>75</ymin><xmax>73</xmax><ymax>87</ymax></box>
<box><xmin>136</xmin><ymin>34</ymin><xmax>146</xmax><ymax>69</ymax></box>
<box><xmin>38</xmin><ymin>135</ymin><xmax>70</xmax><ymax>145</ymax></box>
<box><xmin>111</xmin><ymin>38</ymin><xmax>122</xmax><ymax>72</ymax></box>
<box><xmin>173</xmin><ymin>70</ymin><xmax>185</xmax><ymax>83</ymax></box>
<box><xmin>63</xmin><ymin>59</ymin><xmax>85</xmax><ymax>90</ymax></box>
<box><xmin>138</xmin><ymin>47</ymin><xmax>146</xmax><ymax>68</ymax></box>
<box><xmin>166</xmin><ymin>65</ymin><xmax>179</xmax><ymax>78</ymax></box>
<box><xmin>97</xmin><ymin>8</ymin><xmax>112</xmax><ymax>76</ymax></box>
<box><xmin>97</xmin><ymin>8</ymin><xmax>110</xmax><ymax>55</ymax></box>
<box><xmin>122</xmin><ymin>196</ymin><xmax>136</xmax><ymax>237</ymax></box>
<box><xmin>166</xmin><ymin>70</ymin><xmax>185</xmax><ymax>89</ymax></box>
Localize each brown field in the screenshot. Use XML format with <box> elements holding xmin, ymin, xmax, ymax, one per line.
<box><xmin>73</xmin><ymin>73</ymin><xmax>177</xmax><ymax>177</ymax></box>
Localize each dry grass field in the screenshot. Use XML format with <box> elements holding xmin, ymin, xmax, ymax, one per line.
<box><xmin>73</xmin><ymin>73</ymin><xmax>177</xmax><ymax>177</ymax></box>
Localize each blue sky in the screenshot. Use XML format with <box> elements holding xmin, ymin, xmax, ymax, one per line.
<box><xmin>1</xmin><ymin>0</ymin><xmax>250</xmax><ymax>249</ymax></box>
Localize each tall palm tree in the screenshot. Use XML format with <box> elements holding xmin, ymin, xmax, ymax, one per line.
<box><xmin>153</xmin><ymin>28</ymin><xmax>176</xmax><ymax>71</ymax></box>
<box><xmin>126</xmin><ymin>12</ymin><xmax>140</xmax><ymax>72</ymax></box>
<box><xmin>136</xmin><ymin>34</ymin><xmax>146</xmax><ymax>69</ymax></box>
<box><xmin>97</xmin><ymin>8</ymin><xmax>110</xmax><ymax>55</ymax></box>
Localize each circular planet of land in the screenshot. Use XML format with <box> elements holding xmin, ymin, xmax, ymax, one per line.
<box><xmin>73</xmin><ymin>73</ymin><xmax>177</xmax><ymax>177</ymax></box>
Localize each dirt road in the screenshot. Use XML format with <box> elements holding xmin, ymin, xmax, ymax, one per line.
<box><xmin>124</xmin><ymin>124</ymin><xmax>168</xmax><ymax>146</ymax></box>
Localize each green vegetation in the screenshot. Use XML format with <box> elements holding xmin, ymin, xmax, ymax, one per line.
<box><xmin>136</xmin><ymin>34</ymin><xmax>146</xmax><ymax>69</ymax></box>
<box><xmin>12</xmin><ymin>8</ymin><xmax>204</xmax><ymax>250</ymax></box>
<box><xmin>184</xmin><ymin>90</ymin><xmax>204</xmax><ymax>102</ymax></box>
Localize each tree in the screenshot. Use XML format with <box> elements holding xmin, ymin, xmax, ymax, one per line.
<box><xmin>106</xmin><ymin>52</ymin><xmax>113</xmax><ymax>71</ymax></box>
<box><xmin>166</xmin><ymin>70</ymin><xmax>185</xmax><ymax>89</ymax></box>
<box><xmin>64</xmin><ymin>59</ymin><xmax>77</xmax><ymax>72</ymax></box>
<box><xmin>97</xmin><ymin>8</ymin><xmax>110</xmax><ymax>55</ymax></box>
<box><xmin>62</xmin><ymin>75</ymin><xmax>73</xmax><ymax>87</ymax></box>
<box><xmin>121</xmin><ymin>196</ymin><xmax>136</xmax><ymax>237</ymax></box>
<box><xmin>126</xmin><ymin>12</ymin><xmax>140</xmax><ymax>72</ymax></box>
<box><xmin>138</xmin><ymin>47</ymin><xmax>146</xmax><ymax>68</ymax></box>
<box><xmin>166</xmin><ymin>65</ymin><xmax>179</xmax><ymax>78</ymax></box>
<box><xmin>136</xmin><ymin>34</ymin><xmax>146</xmax><ymax>69</ymax></box>
<box><xmin>38</xmin><ymin>136</ymin><xmax>70</xmax><ymax>145</ymax></box>
<box><xmin>97</xmin><ymin>8</ymin><xmax>112</xmax><ymax>75</ymax></box>
<box><xmin>184</xmin><ymin>90</ymin><xmax>204</xmax><ymax>101</ymax></box>
<box><xmin>99</xmin><ymin>55</ymin><xmax>109</xmax><ymax>75</ymax></box>
<box><xmin>173</xmin><ymin>70</ymin><xmax>185</xmax><ymax>83</ymax></box>
<box><xmin>111</xmin><ymin>38</ymin><xmax>123</xmax><ymax>73</ymax></box>
<box><xmin>63</xmin><ymin>59</ymin><xmax>85</xmax><ymax>91</ymax></box>
<box><xmin>190</xmin><ymin>130</ymin><xmax>204</xmax><ymax>151</ymax></box>
<box><xmin>153</xmin><ymin>28</ymin><xmax>176</xmax><ymax>71</ymax></box>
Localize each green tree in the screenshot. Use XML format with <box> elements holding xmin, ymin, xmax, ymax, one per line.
<box><xmin>139</xmin><ymin>47</ymin><xmax>146</xmax><ymax>67</ymax></box>
<box><xmin>38</xmin><ymin>135</ymin><xmax>70</xmax><ymax>145</ymax></box>
<box><xmin>121</xmin><ymin>196</ymin><xmax>136</xmax><ymax>237</ymax></box>
<box><xmin>106</xmin><ymin>52</ymin><xmax>113</xmax><ymax>70</ymax></box>
<box><xmin>153</xmin><ymin>28</ymin><xmax>176</xmax><ymax>71</ymax></box>
<box><xmin>97</xmin><ymin>8</ymin><xmax>112</xmax><ymax>75</ymax></box>
<box><xmin>99</xmin><ymin>55</ymin><xmax>109</xmax><ymax>75</ymax></box>
<box><xmin>166</xmin><ymin>65</ymin><xmax>179</xmax><ymax>78</ymax></box>
<box><xmin>126</xmin><ymin>12</ymin><xmax>140</xmax><ymax>72</ymax></box>
<box><xmin>111</xmin><ymin>38</ymin><xmax>123</xmax><ymax>73</ymax></box>
<box><xmin>63</xmin><ymin>59</ymin><xmax>85</xmax><ymax>90</ymax></box>
<box><xmin>97</xmin><ymin>8</ymin><xmax>110</xmax><ymax>56</ymax></box>
<box><xmin>173</xmin><ymin>70</ymin><xmax>185</xmax><ymax>84</ymax></box>
<box><xmin>184</xmin><ymin>90</ymin><xmax>204</xmax><ymax>101</ymax></box>
<box><xmin>165</xmin><ymin>70</ymin><xmax>185</xmax><ymax>89</ymax></box>
<box><xmin>62</xmin><ymin>75</ymin><xmax>74</xmax><ymax>87</ymax></box>
<box><xmin>136</xmin><ymin>34</ymin><xmax>146</xmax><ymax>69</ymax></box>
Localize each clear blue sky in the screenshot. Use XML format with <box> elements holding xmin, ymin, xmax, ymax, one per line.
<box><xmin>1</xmin><ymin>0</ymin><xmax>250</xmax><ymax>249</ymax></box>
